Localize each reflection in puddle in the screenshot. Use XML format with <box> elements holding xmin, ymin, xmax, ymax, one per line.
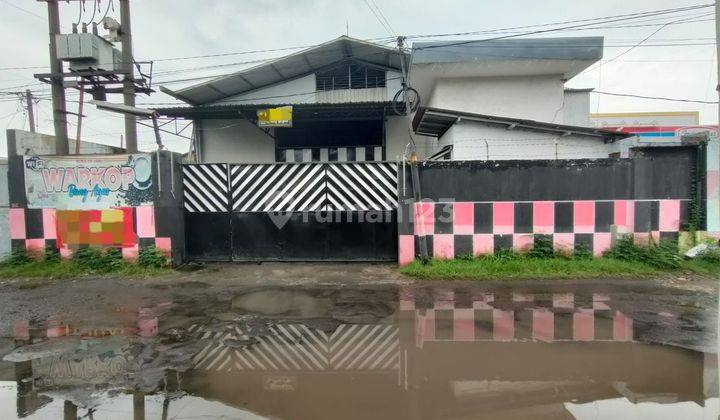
<box><xmin>0</xmin><ymin>286</ymin><xmax>716</xmax><ymax>419</ymax></box>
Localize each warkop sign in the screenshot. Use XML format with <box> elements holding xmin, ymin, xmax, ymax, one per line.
<box><xmin>23</xmin><ymin>154</ymin><xmax>153</xmax><ymax>209</ymax></box>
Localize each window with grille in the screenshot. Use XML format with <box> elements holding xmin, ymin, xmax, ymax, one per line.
<box><xmin>316</xmin><ymin>63</ymin><xmax>386</xmax><ymax>91</ymax></box>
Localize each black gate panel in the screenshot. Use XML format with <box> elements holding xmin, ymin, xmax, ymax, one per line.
<box><xmin>185</xmin><ymin>212</ymin><xmax>231</xmax><ymax>261</ymax></box>
<box><xmin>183</xmin><ymin>162</ymin><xmax>399</xmax><ymax>262</ymax></box>
<box><xmin>231</xmin><ymin>212</ymin><xmax>398</xmax><ymax>261</ymax></box>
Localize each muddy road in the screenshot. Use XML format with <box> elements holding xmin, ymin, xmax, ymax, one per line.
<box><xmin>0</xmin><ymin>263</ymin><xmax>717</xmax><ymax>419</ymax></box>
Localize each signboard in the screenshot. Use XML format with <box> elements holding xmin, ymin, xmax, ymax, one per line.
<box><xmin>257</xmin><ymin>106</ymin><xmax>293</xmax><ymax>128</ymax></box>
<box><xmin>23</xmin><ymin>154</ymin><xmax>153</xmax><ymax>209</ymax></box>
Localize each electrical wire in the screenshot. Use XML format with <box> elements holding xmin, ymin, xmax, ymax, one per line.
<box><xmin>578</xmin><ymin>12</ymin><xmax>707</xmax><ymax>77</ymax></box>
<box><xmin>406</xmin><ymin>3</ymin><xmax>714</xmax><ymax>40</ymax></box>
<box><xmin>76</xmin><ymin>0</ymin><xmax>84</xmax><ymax>26</ymax></box>
<box><xmin>363</xmin><ymin>0</ymin><xmax>391</xmax><ymax>36</ymax></box>
<box><xmin>100</xmin><ymin>0</ymin><xmax>114</xmax><ymax>21</ymax></box>
<box><xmin>370</xmin><ymin>0</ymin><xmax>396</xmax><ymax>36</ymax></box>
<box><xmin>412</xmin><ymin>3</ymin><xmax>715</xmax><ymax>50</ymax></box>
<box><xmin>87</xmin><ymin>0</ymin><xmax>98</xmax><ymax>24</ymax></box>
<box><xmin>0</xmin><ymin>0</ymin><xmax>44</xmax><ymax>20</ymax></box>
<box><xmin>1</xmin><ymin>4</ymin><xmax>714</xmax><ymax>72</ymax></box>
<box><xmin>592</xmin><ymin>91</ymin><xmax>719</xmax><ymax>104</ymax></box>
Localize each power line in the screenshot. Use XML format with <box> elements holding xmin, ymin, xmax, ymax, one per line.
<box><xmin>363</xmin><ymin>0</ymin><xmax>396</xmax><ymax>37</ymax></box>
<box><xmin>1</xmin><ymin>4</ymin><xmax>713</xmax><ymax>73</ymax></box>
<box><xmin>0</xmin><ymin>0</ymin><xmax>44</xmax><ymax>20</ymax></box>
<box><xmin>592</xmin><ymin>90</ymin><xmax>719</xmax><ymax>104</ymax></box>
<box><xmin>412</xmin><ymin>3</ymin><xmax>715</xmax><ymax>50</ymax></box>
<box><xmin>406</xmin><ymin>3</ymin><xmax>714</xmax><ymax>40</ymax></box>
<box><xmin>370</xmin><ymin>0</ymin><xmax>396</xmax><ymax>36</ymax></box>
<box><xmin>579</xmin><ymin>12</ymin><xmax>706</xmax><ymax>76</ymax></box>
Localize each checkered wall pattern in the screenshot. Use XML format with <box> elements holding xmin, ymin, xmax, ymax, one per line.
<box><xmin>9</xmin><ymin>205</ymin><xmax>172</xmax><ymax>260</ymax></box>
<box><xmin>399</xmin><ymin>289</ymin><xmax>633</xmax><ymax>344</ymax></box>
<box><xmin>398</xmin><ymin>199</ymin><xmax>688</xmax><ymax>265</ymax></box>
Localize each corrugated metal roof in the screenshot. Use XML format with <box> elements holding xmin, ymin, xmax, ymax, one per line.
<box><xmin>412</xmin><ymin>106</ymin><xmax>632</xmax><ymax>141</ymax></box>
<box><xmin>411</xmin><ymin>37</ymin><xmax>604</xmax><ymax>64</ymax></box>
<box><xmin>165</xmin><ymin>36</ymin><xmax>406</xmax><ymax>106</ymax></box>
<box><xmin>156</xmin><ymin>101</ymin><xmax>404</xmax><ymax>121</ymax></box>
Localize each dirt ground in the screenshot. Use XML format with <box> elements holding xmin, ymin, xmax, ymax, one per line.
<box><xmin>0</xmin><ymin>262</ymin><xmax>716</xmax><ymax>351</ymax></box>
<box><xmin>0</xmin><ymin>263</ymin><xmax>717</xmax><ymax>419</ymax></box>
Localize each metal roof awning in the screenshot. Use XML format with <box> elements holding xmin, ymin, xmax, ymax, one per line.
<box><xmin>412</xmin><ymin>107</ymin><xmax>633</xmax><ymax>141</ymax></box>
<box><xmin>163</xmin><ymin>36</ymin><xmax>407</xmax><ymax>106</ymax></box>
<box><xmin>156</xmin><ymin>102</ymin><xmax>404</xmax><ymax>122</ymax></box>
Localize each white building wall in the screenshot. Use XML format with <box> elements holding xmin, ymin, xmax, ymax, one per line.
<box><xmin>432</xmin><ymin>120</ymin><xmax>611</xmax><ymax>161</ymax></box>
<box><xmin>212</xmin><ymin>74</ymin><xmax>317</xmax><ymax>106</ymax></box>
<box><xmin>385</xmin><ymin>116</ymin><xmax>435</xmax><ymax>161</ymax></box>
<box><xmin>200</xmin><ymin>119</ymin><xmax>275</xmax><ymax>163</ymax></box>
<box><xmin>427</xmin><ymin>75</ymin><xmax>565</xmax><ymax>122</ymax></box>
<box><xmin>562</xmin><ymin>90</ymin><xmax>591</xmax><ymax>127</ymax></box>
<box><xmin>386</xmin><ymin>70</ymin><xmax>402</xmax><ymax>100</ymax></box>
<box><xmin>213</xmin><ymin>70</ymin><xmax>404</xmax><ymax>106</ymax></box>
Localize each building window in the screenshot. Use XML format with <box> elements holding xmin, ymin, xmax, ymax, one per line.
<box><xmin>316</xmin><ymin>63</ymin><xmax>386</xmax><ymax>91</ymax></box>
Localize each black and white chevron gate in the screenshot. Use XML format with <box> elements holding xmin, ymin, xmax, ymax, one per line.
<box><xmin>182</xmin><ymin>162</ymin><xmax>399</xmax><ymax>261</ymax></box>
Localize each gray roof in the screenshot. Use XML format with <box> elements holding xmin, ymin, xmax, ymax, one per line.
<box><xmin>412</xmin><ymin>106</ymin><xmax>632</xmax><ymax>141</ymax></box>
<box><xmin>165</xmin><ymin>36</ymin><xmax>406</xmax><ymax>106</ymax></box>
<box><xmin>411</xmin><ymin>37</ymin><xmax>604</xmax><ymax>64</ymax></box>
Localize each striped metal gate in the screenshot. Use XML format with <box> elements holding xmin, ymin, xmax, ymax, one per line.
<box><xmin>182</xmin><ymin>162</ymin><xmax>398</xmax><ymax>261</ymax></box>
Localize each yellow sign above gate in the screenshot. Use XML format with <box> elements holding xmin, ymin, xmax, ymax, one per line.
<box><xmin>257</xmin><ymin>106</ymin><xmax>293</xmax><ymax>128</ymax></box>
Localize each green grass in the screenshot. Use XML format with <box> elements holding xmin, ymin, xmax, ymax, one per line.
<box><xmin>679</xmin><ymin>259</ymin><xmax>720</xmax><ymax>278</ymax></box>
<box><xmin>0</xmin><ymin>260</ymin><xmax>173</xmax><ymax>279</ymax></box>
<box><xmin>401</xmin><ymin>255</ymin><xmax>664</xmax><ymax>280</ymax></box>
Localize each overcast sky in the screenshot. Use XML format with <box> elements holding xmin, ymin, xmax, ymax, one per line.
<box><xmin>0</xmin><ymin>0</ymin><xmax>716</xmax><ymax>155</ymax></box>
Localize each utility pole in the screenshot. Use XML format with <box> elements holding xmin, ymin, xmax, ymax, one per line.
<box><xmin>46</xmin><ymin>0</ymin><xmax>69</xmax><ymax>155</ymax></box>
<box><xmin>120</xmin><ymin>0</ymin><xmax>138</xmax><ymax>153</ymax></box>
<box><xmin>24</xmin><ymin>90</ymin><xmax>35</xmax><ymax>133</ymax></box>
<box><xmin>716</xmin><ymin>1</ymin><xmax>720</xmax><ymax>138</ymax></box>
<box><xmin>397</xmin><ymin>36</ymin><xmax>429</xmax><ymax>263</ymax></box>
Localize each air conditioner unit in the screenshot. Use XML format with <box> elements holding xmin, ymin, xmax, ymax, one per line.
<box><xmin>55</xmin><ymin>33</ymin><xmax>122</xmax><ymax>72</ymax></box>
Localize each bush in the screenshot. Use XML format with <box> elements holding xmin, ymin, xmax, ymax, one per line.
<box><xmin>44</xmin><ymin>245</ymin><xmax>60</xmax><ymax>263</ymax></box>
<box><xmin>492</xmin><ymin>249</ymin><xmax>520</xmax><ymax>262</ymax></box>
<box><xmin>605</xmin><ymin>235</ymin><xmax>681</xmax><ymax>269</ymax></box>
<box><xmin>528</xmin><ymin>236</ymin><xmax>554</xmax><ymax>259</ymax></box>
<box><xmin>4</xmin><ymin>248</ymin><xmax>31</xmax><ymax>267</ymax></box>
<box><xmin>138</xmin><ymin>247</ymin><xmax>168</xmax><ymax>268</ymax></box>
<box><xmin>698</xmin><ymin>247</ymin><xmax>720</xmax><ymax>262</ymax></box>
<box><xmin>573</xmin><ymin>245</ymin><xmax>593</xmax><ymax>260</ymax></box>
<box><xmin>72</xmin><ymin>247</ymin><xmax>108</xmax><ymax>271</ymax></box>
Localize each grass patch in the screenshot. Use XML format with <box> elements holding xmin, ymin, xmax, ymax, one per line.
<box><xmin>401</xmin><ymin>236</ymin><xmax>720</xmax><ymax>280</ymax></box>
<box><xmin>401</xmin><ymin>255</ymin><xmax>662</xmax><ymax>279</ymax></box>
<box><xmin>0</xmin><ymin>247</ymin><xmax>173</xmax><ymax>279</ymax></box>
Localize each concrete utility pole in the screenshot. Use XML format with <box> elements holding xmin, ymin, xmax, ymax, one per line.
<box><xmin>24</xmin><ymin>90</ymin><xmax>35</xmax><ymax>133</ymax></box>
<box><xmin>120</xmin><ymin>0</ymin><xmax>138</xmax><ymax>153</ymax></box>
<box><xmin>397</xmin><ymin>36</ymin><xmax>429</xmax><ymax>263</ymax></box>
<box><xmin>46</xmin><ymin>0</ymin><xmax>69</xmax><ymax>155</ymax></box>
<box><xmin>716</xmin><ymin>1</ymin><xmax>720</xmax><ymax>138</ymax></box>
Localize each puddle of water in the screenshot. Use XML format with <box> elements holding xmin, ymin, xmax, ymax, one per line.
<box><xmin>0</xmin><ymin>285</ymin><xmax>717</xmax><ymax>419</ymax></box>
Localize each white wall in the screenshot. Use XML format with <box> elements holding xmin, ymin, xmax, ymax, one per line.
<box><xmin>212</xmin><ymin>70</ymin><xmax>404</xmax><ymax>106</ymax></box>
<box><xmin>386</xmin><ymin>70</ymin><xmax>403</xmax><ymax>101</ymax></box>
<box><xmin>6</xmin><ymin>129</ymin><xmax>122</xmax><ymax>156</ymax></box>
<box><xmin>432</xmin><ymin>120</ymin><xmax>611</xmax><ymax>161</ymax></box>
<box><xmin>562</xmin><ymin>90</ymin><xmax>591</xmax><ymax>127</ymax></box>
<box><xmin>213</xmin><ymin>74</ymin><xmax>317</xmax><ymax>106</ymax></box>
<box><xmin>427</xmin><ymin>75</ymin><xmax>565</xmax><ymax>122</ymax></box>
<box><xmin>385</xmin><ymin>116</ymin><xmax>435</xmax><ymax>161</ymax></box>
<box><xmin>200</xmin><ymin>119</ymin><xmax>275</xmax><ymax>163</ymax></box>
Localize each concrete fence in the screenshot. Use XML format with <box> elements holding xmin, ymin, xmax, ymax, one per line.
<box><xmin>398</xmin><ymin>147</ymin><xmax>702</xmax><ymax>264</ymax></box>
